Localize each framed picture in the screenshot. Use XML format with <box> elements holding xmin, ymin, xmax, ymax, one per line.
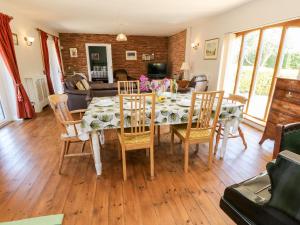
<box><xmin>204</xmin><ymin>38</ymin><xmax>219</xmax><ymax>59</ymax></box>
<box><xmin>91</xmin><ymin>53</ymin><xmax>100</xmax><ymax>61</ymax></box>
<box><xmin>69</xmin><ymin>48</ymin><xmax>78</xmax><ymax>58</ymax></box>
<box><xmin>12</xmin><ymin>33</ymin><xmax>18</xmax><ymax>45</ymax></box>
<box><xmin>126</xmin><ymin>51</ymin><xmax>137</xmax><ymax>60</ymax></box>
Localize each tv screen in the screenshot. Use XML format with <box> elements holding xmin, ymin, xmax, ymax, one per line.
<box><xmin>147</xmin><ymin>63</ymin><xmax>167</xmax><ymax>77</ymax></box>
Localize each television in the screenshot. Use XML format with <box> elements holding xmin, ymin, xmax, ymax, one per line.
<box><xmin>147</xmin><ymin>63</ymin><xmax>167</xmax><ymax>78</ymax></box>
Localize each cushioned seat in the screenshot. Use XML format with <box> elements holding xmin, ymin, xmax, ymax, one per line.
<box><xmin>118</xmin><ymin>131</ymin><xmax>151</xmax><ymax>145</ymax></box>
<box><xmin>173</xmin><ymin>124</ymin><xmax>211</xmax><ymax>140</ymax></box>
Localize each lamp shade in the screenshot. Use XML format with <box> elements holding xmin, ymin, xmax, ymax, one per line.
<box><xmin>180</xmin><ymin>62</ymin><xmax>190</xmax><ymax>71</ymax></box>
<box><xmin>116</xmin><ymin>33</ymin><xmax>127</xmax><ymax>42</ymax></box>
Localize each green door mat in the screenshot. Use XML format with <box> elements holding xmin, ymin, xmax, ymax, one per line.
<box><xmin>0</xmin><ymin>214</ymin><xmax>64</xmax><ymax>225</ymax></box>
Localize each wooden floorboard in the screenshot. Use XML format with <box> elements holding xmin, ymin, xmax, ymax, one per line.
<box><xmin>0</xmin><ymin>108</ymin><xmax>274</xmax><ymax>224</ymax></box>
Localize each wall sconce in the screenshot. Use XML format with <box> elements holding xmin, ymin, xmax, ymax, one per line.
<box><xmin>191</xmin><ymin>42</ymin><xmax>200</xmax><ymax>50</ymax></box>
<box><xmin>24</xmin><ymin>36</ymin><xmax>35</xmax><ymax>46</ymax></box>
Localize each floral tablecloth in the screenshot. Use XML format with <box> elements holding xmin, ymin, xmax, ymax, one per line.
<box><xmin>81</xmin><ymin>93</ymin><xmax>243</xmax><ymax>132</ymax></box>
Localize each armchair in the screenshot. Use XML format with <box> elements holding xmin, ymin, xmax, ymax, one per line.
<box><xmin>273</xmin><ymin>122</ymin><xmax>300</xmax><ymax>159</ymax></box>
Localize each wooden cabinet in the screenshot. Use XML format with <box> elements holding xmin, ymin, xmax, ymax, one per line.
<box><xmin>259</xmin><ymin>78</ymin><xmax>300</xmax><ymax>144</ymax></box>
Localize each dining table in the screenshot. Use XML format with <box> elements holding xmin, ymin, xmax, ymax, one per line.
<box><xmin>81</xmin><ymin>93</ymin><xmax>243</xmax><ymax>176</ymax></box>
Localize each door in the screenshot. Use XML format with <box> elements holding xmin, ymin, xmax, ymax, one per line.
<box><xmin>47</xmin><ymin>38</ymin><xmax>63</xmax><ymax>94</ymax></box>
<box><xmin>86</xmin><ymin>44</ymin><xmax>113</xmax><ymax>83</ymax></box>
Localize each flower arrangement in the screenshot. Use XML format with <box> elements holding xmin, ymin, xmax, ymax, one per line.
<box><xmin>139</xmin><ymin>75</ymin><xmax>149</xmax><ymax>92</ymax></box>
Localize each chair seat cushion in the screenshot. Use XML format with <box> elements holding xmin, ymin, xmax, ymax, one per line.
<box><xmin>173</xmin><ymin>125</ymin><xmax>211</xmax><ymax>140</ymax></box>
<box><xmin>61</xmin><ymin>124</ymin><xmax>89</xmax><ymax>141</ymax></box>
<box><xmin>221</xmin><ymin>172</ymin><xmax>299</xmax><ymax>225</ymax></box>
<box><xmin>118</xmin><ymin>131</ymin><xmax>151</xmax><ymax>146</ymax></box>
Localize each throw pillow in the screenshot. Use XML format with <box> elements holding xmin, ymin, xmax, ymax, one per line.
<box><xmin>76</xmin><ymin>81</ymin><xmax>85</xmax><ymax>90</ymax></box>
<box><xmin>81</xmin><ymin>79</ymin><xmax>90</xmax><ymax>90</ymax></box>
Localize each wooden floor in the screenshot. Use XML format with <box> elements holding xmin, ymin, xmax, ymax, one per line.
<box><xmin>0</xmin><ymin>108</ymin><xmax>274</xmax><ymax>225</ymax></box>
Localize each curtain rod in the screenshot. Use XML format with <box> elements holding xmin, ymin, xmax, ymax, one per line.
<box><xmin>36</xmin><ymin>28</ymin><xmax>59</xmax><ymax>38</ymax></box>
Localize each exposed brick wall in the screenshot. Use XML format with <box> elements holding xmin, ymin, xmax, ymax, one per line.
<box><xmin>167</xmin><ymin>30</ymin><xmax>186</xmax><ymax>76</ymax></box>
<box><xmin>59</xmin><ymin>33</ymin><xmax>168</xmax><ymax>79</ymax></box>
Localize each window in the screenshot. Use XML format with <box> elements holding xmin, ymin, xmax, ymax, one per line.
<box><xmin>224</xmin><ymin>19</ymin><xmax>300</xmax><ymax>122</ymax></box>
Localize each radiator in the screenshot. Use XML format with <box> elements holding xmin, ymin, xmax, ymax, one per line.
<box><xmin>23</xmin><ymin>75</ymin><xmax>49</xmax><ymax>113</ymax></box>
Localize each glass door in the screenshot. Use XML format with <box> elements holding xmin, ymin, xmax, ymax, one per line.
<box><xmin>247</xmin><ymin>27</ymin><xmax>283</xmax><ymax>120</ymax></box>
<box><xmin>278</xmin><ymin>27</ymin><xmax>300</xmax><ymax>79</ymax></box>
<box><xmin>235</xmin><ymin>30</ymin><xmax>260</xmax><ymax>99</ymax></box>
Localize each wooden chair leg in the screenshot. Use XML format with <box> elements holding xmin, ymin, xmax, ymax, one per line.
<box><xmin>118</xmin><ymin>142</ymin><xmax>121</xmax><ymax>160</ymax></box>
<box><xmin>81</xmin><ymin>141</ymin><xmax>86</xmax><ymax>153</ymax></box>
<box><xmin>214</xmin><ymin>125</ymin><xmax>221</xmax><ymax>155</ymax></box>
<box><xmin>59</xmin><ymin>141</ymin><xmax>67</xmax><ymax>174</ymax></box>
<box><xmin>184</xmin><ymin>141</ymin><xmax>189</xmax><ymax>173</ymax></box>
<box><xmin>122</xmin><ymin>147</ymin><xmax>127</xmax><ymax>181</ymax></box>
<box><xmin>150</xmin><ymin>146</ymin><xmax>154</xmax><ymax>178</ymax></box>
<box><xmin>65</xmin><ymin>141</ymin><xmax>70</xmax><ymax>154</ymax></box>
<box><xmin>89</xmin><ymin>138</ymin><xmax>95</xmax><ymax>162</ymax></box>
<box><xmin>238</xmin><ymin>126</ymin><xmax>247</xmax><ymax>150</ymax></box>
<box><xmin>195</xmin><ymin>144</ymin><xmax>199</xmax><ymax>154</ymax></box>
<box><xmin>157</xmin><ymin>125</ymin><xmax>160</xmax><ymax>145</ymax></box>
<box><xmin>208</xmin><ymin>138</ymin><xmax>214</xmax><ymax>169</ymax></box>
<box><xmin>171</xmin><ymin>129</ymin><xmax>174</xmax><ymax>154</ymax></box>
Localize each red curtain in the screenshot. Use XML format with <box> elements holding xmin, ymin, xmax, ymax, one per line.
<box><xmin>53</xmin><ymin>36</ymin><xmax>64</xmax><ymax>81</ymax></box>
<box><xmin>0</xmin><ymin>13</ymin><xmax>35</xmax><ymax>119</ymax></box>
<box><xmin>39</xmin><ymin>30</ymin><xmax>54</xmax><ymax>94</ymax></box>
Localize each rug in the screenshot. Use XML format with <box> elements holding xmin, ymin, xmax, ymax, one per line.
<box><xmin>0</xmin><ymin>214</ymin><xmax>64</xmax><ymax>225</ymax></box>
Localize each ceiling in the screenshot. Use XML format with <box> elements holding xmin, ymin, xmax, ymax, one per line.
<box><xmin>1</xmin><ymin>0</ymin><xmax>254</xmax><ymax>36</ymax></box>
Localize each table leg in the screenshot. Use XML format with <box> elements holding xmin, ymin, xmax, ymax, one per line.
<box><xmin>220</xmin><ymin>121</ymin><xmax>230</xmax><ymax>159</ymax></box>
<box><xmin>92</xmin><ymin>131</ymin><xmax>102</xmax><ymax>176</ymax></box>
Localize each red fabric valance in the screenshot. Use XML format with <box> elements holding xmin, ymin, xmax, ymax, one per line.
<box><xmin>0</xmin><ymin>12</ymin><xmax>35</xmax><ymax>119</ymax></box>
<box><xmin>40</xmin><ymin>30</ymin><xmax>54</xmax><ymax>94</ymax></box>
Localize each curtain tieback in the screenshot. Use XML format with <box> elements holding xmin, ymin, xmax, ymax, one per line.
<box><xmin>16</xmin><ymin>83</ymin><xmax>24</xmax><ymax>102</ymax></box>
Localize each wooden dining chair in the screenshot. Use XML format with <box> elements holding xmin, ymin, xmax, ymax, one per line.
<box><xmin>117</xmin><ymin>80</ymin><xmax>140</xmax><ymax>94</ymax></box>
<box><xmin>117</xmin><ymin>93</ymin><xmax>156</xmax><ymax>180</ymax></box>
<box><xmin>48</xmin><ymin>94</ymin><xmax>93</xmax><ymax>174</ymax></box>
<box><xmin>214</xmin><ymin>94</ymin><xmax>247</xmax><ymax>155</ymax></box>
<box><xmin>171</xmin><ymin>91</ymin><xmax>224</xmax><ymax>172</ymax></box>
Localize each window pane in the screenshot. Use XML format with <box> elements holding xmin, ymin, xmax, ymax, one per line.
<box><xmin>223</xmin><ymin>36</ymin><xmax>242</xmax><ymax>94</ymax></box>
<box><xmin>247</xmin><ymin>27</ymin><xmax>283</xmax><ymax>120</ymax></box>
<box><xmin>236</xmin><ymin>30</ymin><xmax>260</xmax><ymax>98</ymax></box>
<box><xmin>278</xmin><ymin>27</ymin><xmax>300</xmax><ymax>79</ymax></box>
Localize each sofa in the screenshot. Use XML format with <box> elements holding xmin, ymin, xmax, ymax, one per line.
<box><xmin>220</xmin><ymin>122</ymin><xmax>300</xmax><ymax>225</ymax></box>
<box><xmin>64</xmin><ymin>74</ymin><xmax>89</xmax><ymax>110</ymax></box>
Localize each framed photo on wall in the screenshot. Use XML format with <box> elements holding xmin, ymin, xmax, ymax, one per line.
<box><xmin>69</xmin><ymin>48</ymin><xmax>78</xmax><ymax>58</ymax></box>
<box><xmin>126</xmin><ymin>51</ymin><xmax>137</xmax><ymax>60</ymax></box>
<box><xmin>204</xmin><ymin>38</ymin><xmax>219</xmax><ymax>60</ymax></box>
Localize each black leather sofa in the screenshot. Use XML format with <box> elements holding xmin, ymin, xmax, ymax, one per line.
<box><xmin>221</xmin><ymin>122</ymin><xmax>300</xmax><ymax>225</ymax></box>
<box><xmin>220</xmin><ymin>149</ymin><xmax>300</xmax><ymax>225</ymax></box>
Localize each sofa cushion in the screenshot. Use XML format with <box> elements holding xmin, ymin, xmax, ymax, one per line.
<box><xmin>76</xmin><ymin>81</ymin><xmax>85</xmax><ymax>90</ymax></box>
<box><xmin>81</xmin><ymin>79</ymin><xmax>90</xmax><ymax>90</ymax></box>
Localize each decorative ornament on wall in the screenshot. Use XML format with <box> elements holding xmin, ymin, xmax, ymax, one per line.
<box><xmin>126</xmin><ymin>51</ymin><xmax>137</xmax><ymax>60</ymax></box>
<box><xmin>69</xmin><ymin>48</ymin><xmax>78</xmax><ymax>58</ymax></box>
<box><xmin>204</xmin><ymin>38</ymin><xmax>219</xmax><ymax>60</ymax></box>
<box><xmin>116</xmin><ymin>33</ymin><xmax>127</xmax><ymax>42</ymax></box>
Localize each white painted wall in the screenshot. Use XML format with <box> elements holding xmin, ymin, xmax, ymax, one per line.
<box><xmin>186</xmin><ymin>0</ymin><xmax>300</xmax><ymax>90</ymax></box>
<box><xmin>1</xmin><ymin>4</ymin><xmax>58</xmax><ymax>80</ymax></box>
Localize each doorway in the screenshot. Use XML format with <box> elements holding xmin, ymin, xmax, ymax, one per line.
<box><xmin>85</xmin><ymin>44</ymin><xmax>113</xmax><ymax>83</ymax></box>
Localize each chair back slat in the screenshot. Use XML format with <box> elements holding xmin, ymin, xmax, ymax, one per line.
<box><xmin>119</xmin><ymin>93</ymin><xmax>155</xmax><ymax>142</ymax></box>
<box><xmin>118</xmin><ymin>80</ymin><xmax>140</xmax><ymax>94</ymax></box>
<box><xmin>186</xmin><ymin>91</ymin><xmax>224</xmax><ymax>138</ymax></box>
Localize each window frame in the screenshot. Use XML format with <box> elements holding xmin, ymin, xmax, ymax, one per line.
<box><xmin>231</xmin><ymin>19</ymin><xmax>300</xmax><ymax>122</ymax></box>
